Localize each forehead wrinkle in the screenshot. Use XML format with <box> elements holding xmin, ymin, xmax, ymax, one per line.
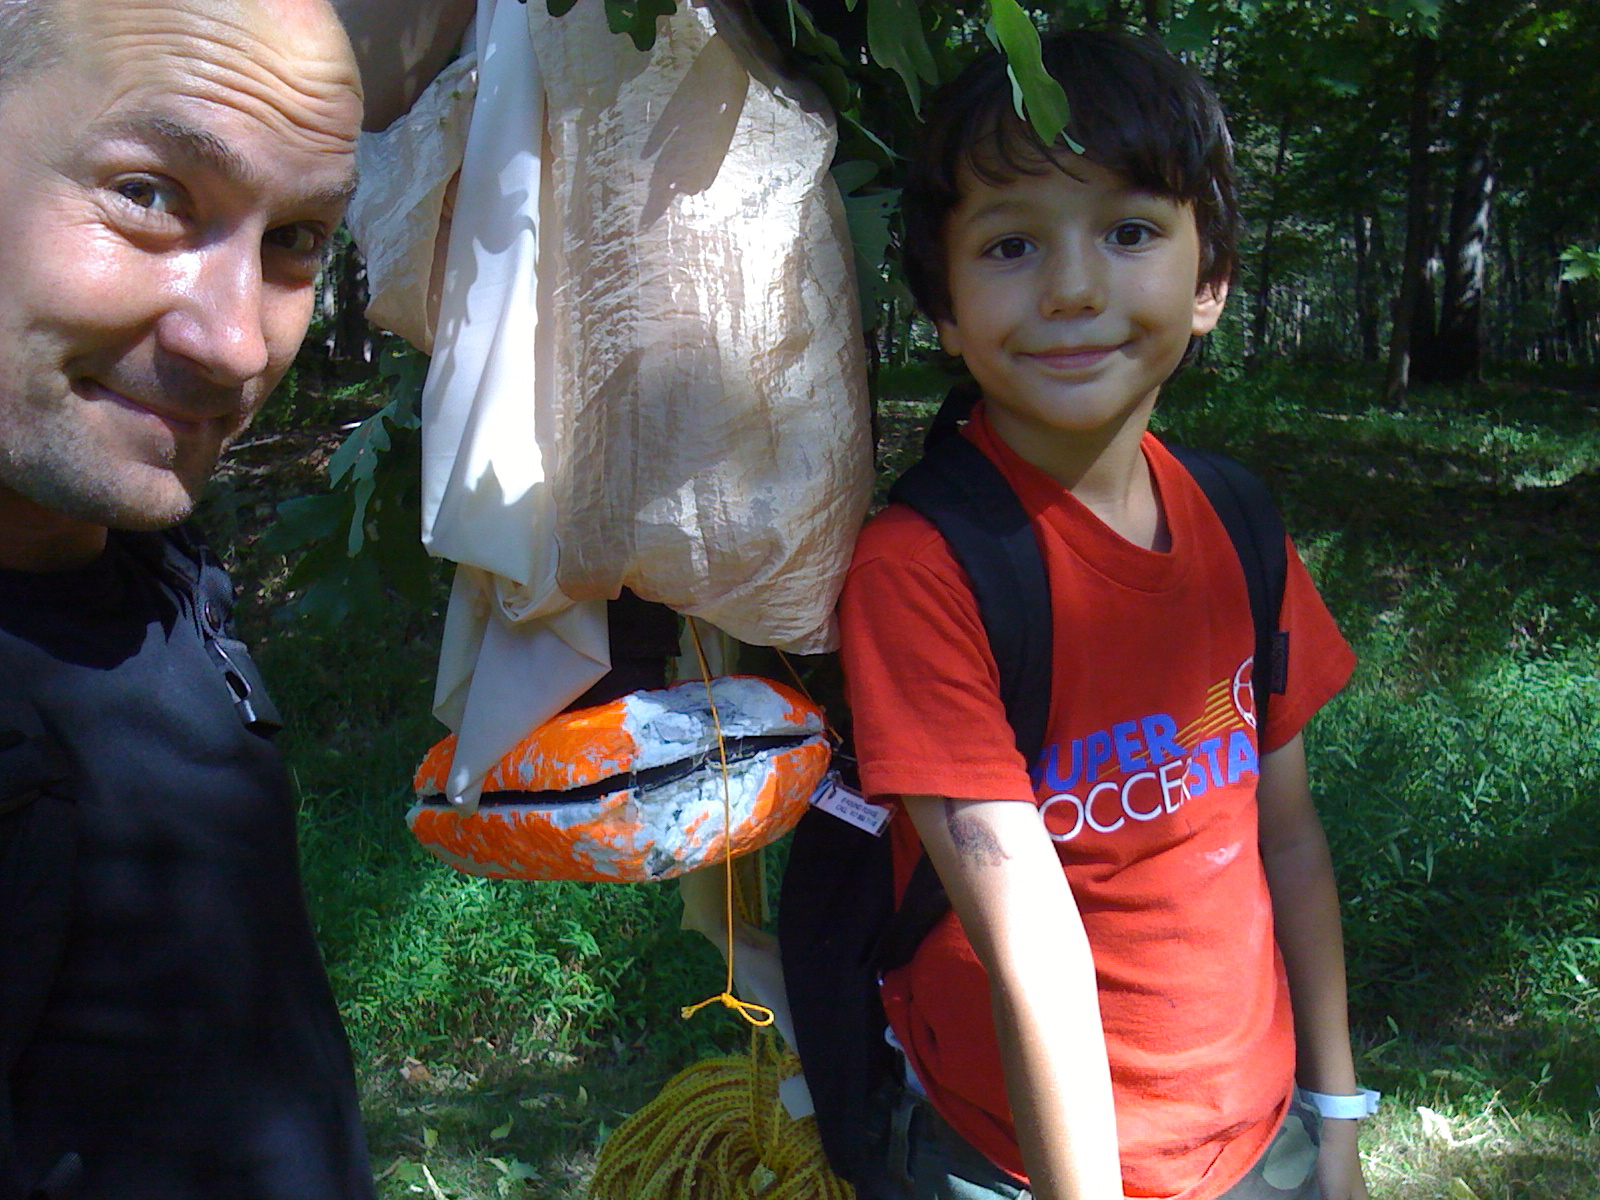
<box><xmin>90</xmin><ymin>113</ymin><xmax>357</xmax><ymax>209</ymax></box>
<box><xmin>96</xmin><ymin>113</ymin><xmax>251</xmax><ymax>183</ymax></box>
<box><xmin>70</xmin><ymin>1</ymin><xmax>361</xmax><ymax>156</ymax></box>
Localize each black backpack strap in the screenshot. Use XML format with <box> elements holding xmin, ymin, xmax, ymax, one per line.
<box><xmin>778</xmin><ymin>387</ymin><xmax>1057</xmax><ymax>1190</ymax></box>
<box><xmin>888</xmin><ymin>431</ymin><xmax>1054</xmax><ymax>765</ymax></box>
<box><xmin>1166</xmin><ymin>446</ymin><xmax>1290</xmax><ymax>727</ymax></box>
<box><xmin>875</xmin><ymin>388</ymin><xmax>1056</xmax><ymax>974</ymax></box>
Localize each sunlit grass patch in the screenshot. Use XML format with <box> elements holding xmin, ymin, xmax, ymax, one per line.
<box><xmin>233</xmin><ymin>360</ymin><xmax>1600</xmax><ymax>1195</ymax></box>
<box><xmin>1362</xmin><ymin>1097</ymin><xmax>1600</xmax><ymax>1200</ymax></box>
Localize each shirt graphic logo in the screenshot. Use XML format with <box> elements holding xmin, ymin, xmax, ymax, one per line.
<box><xmin>1032</xmin><ymin>658</ymin><xmax>1260</xmax><ymax>843</ymax></box>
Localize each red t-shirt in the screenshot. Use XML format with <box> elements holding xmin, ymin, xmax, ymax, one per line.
<box><xmin>838</xmin><ymin>411</ymin><xmax>1355</xmax><ymax>1200</ymax></box>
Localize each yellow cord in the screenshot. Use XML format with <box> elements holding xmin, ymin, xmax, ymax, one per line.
<box><xmin>774</xmin><ymin>648</ymin><xmax>844</xmax><ymax>746</ymax></box>
<box><xmin>588</xmin><ymin>635</ymin><xmax>856</xmax><ymax>1198</ymax></box>
<box><xmin>679</xmin><ymin>619</ymin><xmax>774</xmax><ymax>1030</ymax></box>
<box><xmin>588</xmin><ymin>1030</ymin><xmax>855</xmax><ymax>1200</ymax></box>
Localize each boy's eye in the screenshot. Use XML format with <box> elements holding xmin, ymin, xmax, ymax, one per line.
<box><xmin>984</xmin><ymin>236</ymin><xmax>1033</xmax><ymax>260</ymax></box>
<box><xmin>1109</xmin><ymin>222</ymin><xmax>1157</xmax><ymax>248</ymax></box>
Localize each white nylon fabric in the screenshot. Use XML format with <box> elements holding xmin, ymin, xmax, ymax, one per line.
<box><xmin>345</xmin><ymin>0</ymin><xmax>871</xmax><ymax>807</ymax></box>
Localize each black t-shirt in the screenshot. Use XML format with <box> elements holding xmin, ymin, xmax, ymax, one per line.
<box><xmin>0</xmin><ymin>530</ymin><xmax>373</xmax><ymax>1199</ymax></box>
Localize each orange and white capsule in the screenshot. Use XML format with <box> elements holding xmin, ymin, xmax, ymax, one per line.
<box><xmin>409</xmin><ymin>677</ymin><xmax>830</xmax><ymax>883</ymax></box>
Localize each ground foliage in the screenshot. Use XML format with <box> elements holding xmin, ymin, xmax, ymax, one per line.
<box><xmin>202</xmin><ymin>357</ymin><xmax>1600</xmax><ymax>1197</ymax></box>
<box><xmin>1151</xmin><ymin>363</ymin><xmax>1600</xmax><ymax>1127</ymax></box>
<box><xmin>221</xmin><ymin>3</ymin><xmax>1600</xmax><ymax>1192</ymax></box>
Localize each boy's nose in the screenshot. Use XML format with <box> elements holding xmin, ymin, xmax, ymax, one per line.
<box><xmin>1038</xmin><ymin>243</ymin><xmax>1106</xmax><ymax>318</ymax></box>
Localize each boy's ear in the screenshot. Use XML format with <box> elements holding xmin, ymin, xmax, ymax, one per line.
<box><xmin>935</xmin><ymin>316</ymin><xmax>963</xmax><ymax>358</ymax></box>
<box><xmin>1191</xmin><ymin>280</ymin><xmax>1229</xmax><ymax>337</ymax></box>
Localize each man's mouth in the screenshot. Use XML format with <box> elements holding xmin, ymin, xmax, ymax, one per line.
<box><xmin>77</xmin><ymin>378</ymin><xmax>228</xmax><ymax>434</ymax></box>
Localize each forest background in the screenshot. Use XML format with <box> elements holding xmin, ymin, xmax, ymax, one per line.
<box><xmin>204</xmin><ymin>0</ymin><xmax>1600</xmax><ymax>1195</ymax></box>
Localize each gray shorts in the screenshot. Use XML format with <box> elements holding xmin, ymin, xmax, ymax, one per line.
<box><xmin>891</xmin><ymin>1089</ymin><xmax>1324</xmax><ymax>1200</ymax></box>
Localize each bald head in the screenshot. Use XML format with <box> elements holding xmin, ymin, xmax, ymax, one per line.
<box><xmin>0</xmin><ymin>0</ymin><xmax>64</xmax><ymax>93</ymax></box>
<box><xmin>1</xmin><ymin>0</ymin><xmax>359</xmax><ymax>101</ymax></box>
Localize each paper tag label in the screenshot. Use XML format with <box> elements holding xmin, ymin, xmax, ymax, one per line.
<box><xmin>810</xmin><ymin>771</ymin><xmax>892</xmax><ymax>836</ymax></box>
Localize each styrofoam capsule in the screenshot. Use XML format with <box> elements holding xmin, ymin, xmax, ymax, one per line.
<box><xmin>410</xmin><ymin>676</ymin><xmax>830</xmax><ymax>882</ymax></box>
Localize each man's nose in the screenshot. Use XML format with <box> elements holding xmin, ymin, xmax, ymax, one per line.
<box><xmin>1039</xmin><ymin>240</ymin><xmax>1106</xmax><ymax>318</ymax></box>
<box><xmin>157</xmin><ymin>240</ymin><xmax>273</xmax><ymax>386</ymax></box>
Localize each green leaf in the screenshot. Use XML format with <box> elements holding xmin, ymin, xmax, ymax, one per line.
<box><xmin>604</xmin><ymin>0</ymin><xmax>676</xmax><ymax>52</ymax></box>
<box><xmin>489</xmin><ymin>1117</ymin><xmax>513</xmax><ymax>1140</ymax></box>
<box><xmin>326</xmin><ymin>408</ymin><xmax>392</xmax><ymax>488</ymax></box>
<box><xmin>866</xmin><ymin>0</ymin><xmax>938</xmax><ymax>110</ymax></box>
<box><xmin>785</xmin><ymin>0</ymin><xmax>850</xmax><ymax>68</ymax></box>
<box><xmin>1396</xmin><ymin>0</ymin><xmax>1441</xmax><ymax>22</ymax></box>
<box><xmin>986</xmin><ymin>0</ymin><xmax>1074</xmax><ymax>148</ymax></box>
<box><xmin>260</xmin><ymin>493</ymin><xmax>348</xmax><ymax>556</ymax></box>
<box><xmin>345</xmin><ymin>474</ymin><xmax>377</xmax><ymax>557</ymax></box>
<box><xmin>422</xmin><ymin>1125</ymin><xmax>438</xmax><ymax>1150</ymax></box>
<box><xmin>1164</xmin><ymin>2</ymin><xmax>1221</xmax><ymax>55</ymax></box>
<box><xmin>834</xmin><ymin>160</ymin><xmax>898</xmax><ymax>324</ymax></box>
<box><xmin>831</xmin><ymin>160</ymin><xmax>879</xmax><ymax>196</ymax></box>
<box><xmin>1559</xmin><ymin>244</ymin><xmax>1600</xmax><ymax>283</ymax></box>
<box><xmin>838</xmin><ymin>109</ymin><xmax>898</xmax><ymax>165</ymax></box>
<box><xmin>547</xmin><ymin>0</ymin><xmax>581</xmax><ymax>16</ymax></box>
<box><xmin>841</xmin><ymin>187</ymin><xmax>899</xmax><ymax>325</ymax></box>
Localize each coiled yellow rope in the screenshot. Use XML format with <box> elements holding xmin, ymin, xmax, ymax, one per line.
<box><xmin>588</xmin><ymin>625</ymin><xmax>854</xmax><ymax>1199</ymax></box>
<box><xmin>588</xmin><ymin>1030</ymin><xmax>854</xmax><ymax>1200</ymax></box>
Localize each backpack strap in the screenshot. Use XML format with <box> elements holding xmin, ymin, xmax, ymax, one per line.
<box><xmin>875</xmin><ymin>387</ymin><xmax>1054</xmax><ymax>974</ymax></box>
<box><xmin>888</xmin><ymin>401</ymin><xmax>1054</xmax><ymax>765</ymax></box>
<box><xmin>1165</xmin><ymin>446</ymin><xmax>1290</xmax><ymax>727</ymax></box>
<box><xmin>875</xmin><ymin>398</ymin><xmax>1292</xmax><ymax>975</ymax></box>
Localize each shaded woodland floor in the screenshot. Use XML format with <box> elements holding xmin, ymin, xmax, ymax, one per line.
<box><xmin>206</xmin><ymin>360</ymin><xmax>1600</xmax><ymax>1199</ymax></box>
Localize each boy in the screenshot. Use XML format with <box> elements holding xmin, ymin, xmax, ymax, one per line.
<box><xmin>838</xmin><ymin>29</ymin><xmax>1371</xmax><ymax>1200</ymax></box>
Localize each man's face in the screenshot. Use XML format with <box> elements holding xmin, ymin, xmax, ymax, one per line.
<box><xmin>0</xmin><ymin>0</ymin><xmax>361</xmax><ymax>544</ymax></box>
<box><xmin>935</xmin><ymin>156</ymin><xmax>1227</xmax><ymax>479</ymax></box>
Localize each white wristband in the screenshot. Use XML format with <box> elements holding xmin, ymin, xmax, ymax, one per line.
<box><xmin>1303</xmin><ymin>1088</ymin><xmax>1380</xmax><ymax>1120</ymax></box>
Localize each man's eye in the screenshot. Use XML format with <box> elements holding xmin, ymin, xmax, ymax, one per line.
<box><xmin>1110</xmin><ymin>222</ymin><xmax>1156</xmax><ymax>248</ymax></box>
<box><xmin>265</xmin><ymin>223</ymin><xmax>327</xmax><ymax>259</ymax></box>
<box><xmin>985</xmin><ymin>236</ymin><xmax>1032</xmax><ymax>260</ymax></box>
<box><xmin>113</xmin><ymin>176</ymin><xmax>183</xmax><ymax>215</ymax></box>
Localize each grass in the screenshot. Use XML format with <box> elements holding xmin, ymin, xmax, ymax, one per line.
<box><xmin>213</xmin><ymin>358</ymin><xmax>1600</xmax><ymax>1197</ymax></box>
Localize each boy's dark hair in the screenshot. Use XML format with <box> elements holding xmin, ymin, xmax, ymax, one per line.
<box><xmin>901</xmin><ymin>28</ymin><xmax>1238</xmax><ymax>323</ymax></box>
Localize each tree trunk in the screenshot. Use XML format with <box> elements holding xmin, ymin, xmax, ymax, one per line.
<box><xmin>1353</xmin><ymin>212</ymin><xmax>1381</xmax><ymax>363</ymax></box>
<box><xmin>1384</xmin><ymin>36</ymin><xmax>1440</xmax><ymax>405</ymax></box>
<box><xmin>331</xmin><ymin>240</ymin><xmax>371</xmax><ymax>377</ymax></box>
<box><xmin>1430</xmin><ymin>106</ymin><xmax>1495</xmax><ymax>384</ymax></box>
<box><xmin>1248</xmin><ymin>118</ymin><xmax>1292</xmax><ymax>363</ymax></box>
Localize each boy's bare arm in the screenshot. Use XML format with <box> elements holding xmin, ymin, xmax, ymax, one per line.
<box><xmin>1257</xmin><ymin>735</ymin><xmax>1370</xmax><ymax>1200</ymax></box>
<box><xmin>903</xmin><ymin>795</ymin><xmax>1123</xmax><ymax>1200</ymax></box>
<box><xmin>333</xmin><ymin>0</ymin><xmax>476</xmax><ymax>130</ymax></box>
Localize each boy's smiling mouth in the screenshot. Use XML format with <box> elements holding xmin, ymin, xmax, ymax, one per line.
<box><xmin>1021</xmin><ymin>344</ymin><xmax>1121</xmax><ymax>371</ymax></box>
